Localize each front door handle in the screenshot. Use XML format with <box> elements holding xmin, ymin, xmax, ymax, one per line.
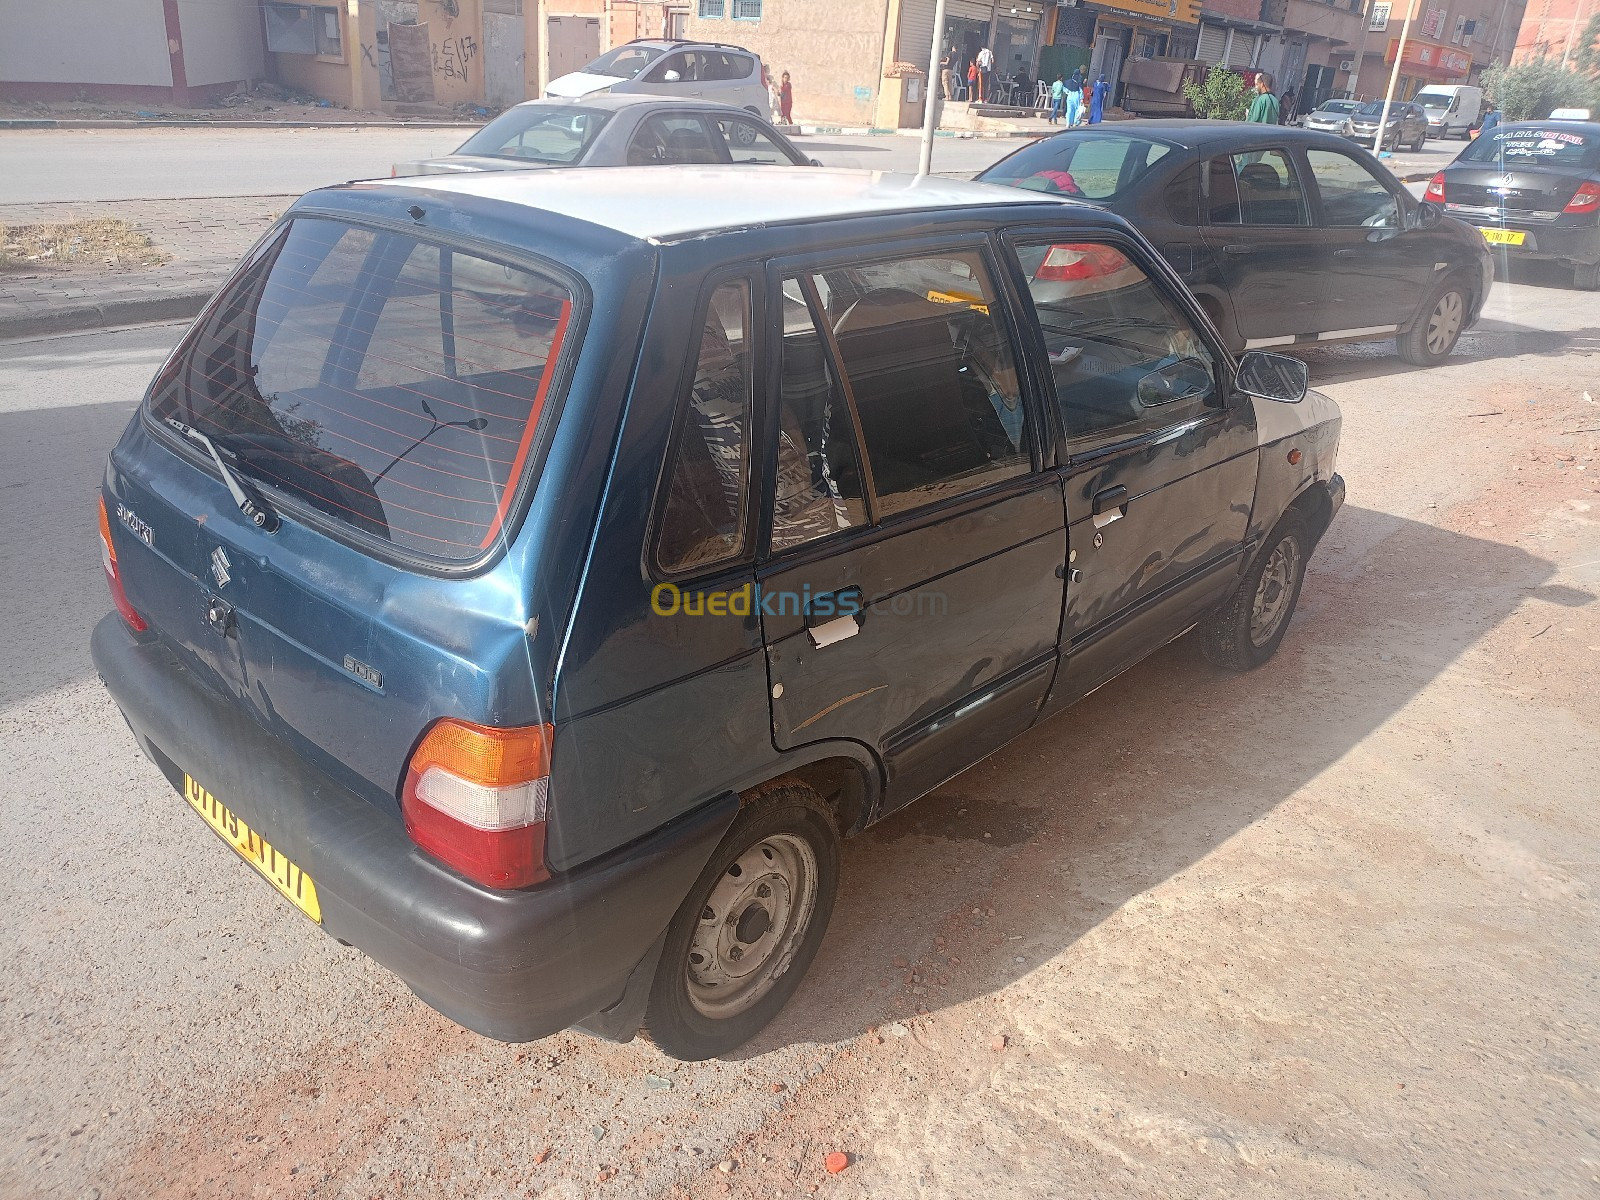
<box><xmin>1333</xmin><ymin>248</ymin><xmax>1360</xmax><ymax>258</ymax></box>
<box><xmin>1092</xmin><ymin>484</ymin><xmax>1128</xmax><ymax>528</ymax></box>
<box><xmin>1223</xmin><ymin>244</ymin><xmax>1255</xmax><ymax>255</ymax></box>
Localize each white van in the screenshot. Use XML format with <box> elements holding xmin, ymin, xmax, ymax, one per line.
<box><xmin>1414</xmin><ymin>85</ymin><xmax>1484</xmax><ymax>139</ymax></box>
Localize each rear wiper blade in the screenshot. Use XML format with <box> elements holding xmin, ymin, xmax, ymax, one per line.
<box><xmin>164</xmin><ymin>418</ymin><xmax>280</xmax><ymax>532</ymax></box>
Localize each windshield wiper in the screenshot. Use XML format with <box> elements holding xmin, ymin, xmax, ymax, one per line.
<box><xmin>164</xmin><ymin>417</ymin><xmax>280</xmax><ymax>532</ymax></box>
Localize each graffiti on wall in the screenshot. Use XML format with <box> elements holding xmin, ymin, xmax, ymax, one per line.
<box><xmin>432</xmin><ymin>35</ymin><xmax>478</xmax><ymax>83</ymax></box>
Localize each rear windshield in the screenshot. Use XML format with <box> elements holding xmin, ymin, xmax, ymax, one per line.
<box><xmin>1458</xmin><ymin>126</ymin><xmax>1600</xmax><ymax>169</ymax></box>
<box><xmin>147</xmin><ymin>218</ymin><xmax>576</xmax><ymax>562</ymax></box>
<box><xmin>981</xmin><ymin>133</ymin><xmax>1173</xmax><ymax>201</ymax></box>
<box><xmin>585</xmin><ymin>44</ymin><xmax>664</xmax><ymax>79</ymax></box>
<box><xmin>456</xmin><ymin>104</ymin><xmax>612</xmax><ymax>164</ymax></box>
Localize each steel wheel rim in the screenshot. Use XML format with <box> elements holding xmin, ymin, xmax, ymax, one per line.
<box><xmin>1250</xmin><ymin>536</ymin><xmax>1301</xmax><ymax>647</ymax></box>
<box><xmin>1426</xmin><ymin>290</ymin><xmax>1464</xmax><ymax>356</ymax></box>
<box><xmin>686</xmin><ymin>832</ymin><xmax>818</xmax><ymax>1019</ymax></box>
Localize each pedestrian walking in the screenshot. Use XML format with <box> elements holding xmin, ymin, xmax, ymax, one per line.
<box><xmin>1247</xmin><ymin>72</ymin><xmax>1279</xmax><ymax>124</ymax></box>
<box><xmin>976</xmin><ymin>45</ymin><xmax>994</xmax><ymax>103</ymax></box>
<box><xmin>1280</xmin><ymin>85</ymin><xmax>1298</xmax><ymax>124</ymax></box>
<box><xmin>1049</xmin><ymin>74</ymin><xmax>1066</xmax><ymax>124</ymax></box>
<box><xmin>1477</xmin><ymin>104</ymin><xmax>1501</xmax><ymax>135</ymax></box>
<box><xmin>1064</xmin><ymin>68</ymin><xmax>1084</xmax><ymax>127</ymax></box>
<box><xmin>1089</xmin><ymin>73</ymin><xmax>1109</xmax><ymax>124</ymax></box>
<box><xmin>940</xmin><ymin>46</ymin><xmax>955</xmax><ymax>101</ymax></box>
<box><xmin>779</xmin><ymin>70</ymin><xmax>793</xmax><ymax>125</ymax></box>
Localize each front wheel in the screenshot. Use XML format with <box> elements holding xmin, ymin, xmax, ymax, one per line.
<box><xmin>1411</xmin><ymin>131</ymin><xmax>1426</xmax><ymax>152</ymax></box>
<box><xmin>1397</xmin><ymin>277</ymin><xmax>1468</xmax><ymax>366</ymax></box>
<box><xmin>642</xmin><ymin>783</ymin><xmax>839</xmax><ymax>1060</ymax></box>
<box><xmin>1199</xmin><ymin>517</ymin><xmax>1309</xmax><ymax>671</ymax></box>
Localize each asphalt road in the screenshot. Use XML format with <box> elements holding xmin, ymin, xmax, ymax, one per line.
<box><xmin>0</xmin><ymin>125</ymin><xmax>1460</xmax><ymax>204</ymax></box>
<box><xmin>2</xmin><ymin>273</ymin><xmax>1598</xmax><ymax>1197</ymax></box>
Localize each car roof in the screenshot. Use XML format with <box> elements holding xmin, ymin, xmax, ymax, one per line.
<box><xmin>376</xmin><ymin>166</ymin><xmax>1068</xmax><ymax>244</ymax></box>
<box><xmin>1021</xmin><ymin>118</ymin><xmax>1383</xmax><ymax>151</ymax></box>
<box><xmin>503</xmin><ymin>93</ymin><xmax>761</xmax><ymax>115</ymax></box>
<box><xmin>1494</xmin><ymin>119</ymin><xmax>1600</xmax><ymax>132</ymax></box>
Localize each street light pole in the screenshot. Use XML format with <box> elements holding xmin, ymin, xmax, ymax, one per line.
<box><xmin>1375</xmin><ymin>2</ymin><xmax>1416</xmax><ymax>157</ymax></box>
<box><xmin>919</xmin><ymin>0</ymin><xmax>951</xmax><ymax>177</ymax></box>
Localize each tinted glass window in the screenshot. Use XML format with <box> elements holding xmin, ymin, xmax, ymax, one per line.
<box><xmin>586</xmin><ymin>44</ymin><xmax>664</xmax><ymax>79</ymax></box>
<box><xmin>981</xmin><ymin>133</ymin><xmax>1173</xmax><ymax>200</ymax></box>
<box><xmin>455</xmin><ymin>104</ymin><xmax>612</xmax><ymax>164</ymax></box>
<box><xmin>702</xmin><ymin>51</ymin><xmax>752</xmax><ymax>80</ymax></box>
<box><xmin>771</xmin><ymin>279</ymin><xmax>868</xmax><ymax>551</ymax></box>
<box><xmin>1165</xmin><ymin>163</ymin><xmax>1201</xmax><ymax>225</ymax></box>
<box><xmin>148</xmin><ymin>218</ymin><xmax>574</xmax><ymax>561</ymax></box>
<box><xmin>1306</xmin><ymin>149</ymin><xmax>1399</xmax><ymax>227</ymax></box>
<box><xmin>713</xmin><ymin>116</ymin><xmax>794</xmax><ymax>164</ymax></box>
<box><xmin>1207</xmin><ymin>150</ymin><xmax>1308</xmax><ymax>226</ymax></box>
<box><xmin>628</xmin><ymin>115</ymin><xmax>720</xmax><ymax>164</ymax></box>
<box><xmin>805</xmin><ymin>252</ymin><xmax>1030</xmax><ymax>517</ymax></box>
<box><xmin>1015</xmin><ymin>240</ymin><xmax>1214</xmax><ymax>442</ymax></box>
<box><xmin>658</xmin><ymin>279</ymin><xmax>754</xmax><ymax>573</ymax></box>
<box><xmin>1459</xmin><ymin>125</ymin><xmax>1600</xmax><ymax>168</ymax></box>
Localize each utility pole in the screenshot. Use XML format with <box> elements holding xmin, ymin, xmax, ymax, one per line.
<box><xmin>919</xmin><ymin>0</ymin><xmax>950</xmax><ymax>176</ymax></box>
<box><xmin>1375</xmin><ymin>1</ymin><xmax>1416</xmax><ymax>156</ymax></box>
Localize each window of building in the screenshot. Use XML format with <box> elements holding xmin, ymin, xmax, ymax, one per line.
<box><xmin>1369</xmin><ymin>2</ymin><xmax>1391</xmax><ymax>31</ymax></box>
<box><xmin>732</xmin><ymin>0</ymin><xmax>764</xmax><ymax>18</ymax></box>
<box><xmin>265</xmin><ymin>4</ymin><xmax>342</xmax><ymax>57</ymax></box>
<box><xmin>1013</xmin><ymin>241</ymin><xmax>1214</xmax><ymax>443</ymax></box>
<box><xmin>697</xmin><ymin>0</ymin><xmax>725</xmax><ymax>18</ymax></box>
<box><xmin>1306</xmin><ymin>149</ymin><xmax>1400</xmax><ymax>228</ymax></box>
<box><xmin>657</xmin><ymin>280</ymin><xmax>754</xmax><ymax>574</ymax></box>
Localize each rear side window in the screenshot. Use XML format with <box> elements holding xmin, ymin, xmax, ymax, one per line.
<box><xmin>981</xmin><ymin>133</ymin><xmax>1173</xmax><ymax>200</ymax></box>
<box><xmin>147</xmin><ymin>218</ymin><xmax>575</xmax><ymax>562</ymax></box>
<box><xmin>657</xmin><ymin>279</ymin><xmax>755</xmax><ymax>573</ymax></box>
<box><xmin>1206</xmin><ymin>151</ymin><xmax>1308</xmax><ymax>226</ymax></box>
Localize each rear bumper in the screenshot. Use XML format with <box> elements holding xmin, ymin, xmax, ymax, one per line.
<box><xmin>91</xmin><ymin>613</ymin><xmax>737</xmax><ymax>1043</ymax></box>
<box><xmin>1457</xmin><ymin>220</ymin><xmax>1600</xmax><ymax>266</ymax></box>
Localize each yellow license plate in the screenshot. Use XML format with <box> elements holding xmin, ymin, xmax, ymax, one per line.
<box><xmin>183</xmin><ymin>775</ymin><xmax>321</xmax><ymax>923</ymax></box>
<box><xmin>1479</xmin><ymin>227</ymin><xmax>1526</xmax><ymax>246</ymax></box>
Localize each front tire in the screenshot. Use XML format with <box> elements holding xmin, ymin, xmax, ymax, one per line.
<box><xmin>642</xmin><ymin>783</ymin><xmax>840</xmax><ymax>1060</ymax></box>
<box><xmin>1199</xmin><ymin>516</ymin><xmax>1309</xmax><ymax>671</ymax></box>
<box><xmin>1397</xmin><ymin>276</ymin><xmax>1469</xmax><ymax>366</ymax></box>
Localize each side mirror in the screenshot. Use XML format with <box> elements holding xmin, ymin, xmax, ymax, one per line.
<box><xmin>809</xmin><ymin>157</ymin><xmax>823</xmax><ymax>167</ymax></box>
<box><xmin>1236</xmin><ymin>351</ymin><xmax>1309</xmax><ymax>404</ymax></box>
<box><xmin>663</xmin><ymin>70</ymin><xmax>681</xmax><ymax>83</ymax></box>
<box><xmin>1137</xmin><ymin>356</ymin><xmax>1214</xmax><ymax>407</ymax></box>
<box><xmin>1415</xmin><ymin>199</ymin><xmax>1444</xmax><ymax>228</ymax></box>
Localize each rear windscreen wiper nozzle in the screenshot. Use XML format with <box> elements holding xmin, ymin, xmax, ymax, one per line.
<box><xmin>164</xmin><ymin>418</ymin><xmax>280</xmax><ymax>532</ymax></box>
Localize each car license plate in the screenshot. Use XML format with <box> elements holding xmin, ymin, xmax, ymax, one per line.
<box><xmin>1479</xmin><ymin>227</ymin><xmax>1526</xmax><ymax>246</ymax></box>
<box><xmin>182</xmin><ymin>775</ymin><xmax>322</xmax><ymax>923</ymax></box>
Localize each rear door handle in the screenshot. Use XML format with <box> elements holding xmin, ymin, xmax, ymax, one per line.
<box><xmin>1223</xmin><ymin>244</ymin><xmax>1255</xmax><ymax>255</ymax></box>
<box><xmin>805</xmin><ymin>586</ymin><xmax>864</xmax><ymax>648</ymax></box>
<box><xmin>1333</xmin><ymin>248</ymin><xmax>1360</xmax><ymax>258</ymax></box>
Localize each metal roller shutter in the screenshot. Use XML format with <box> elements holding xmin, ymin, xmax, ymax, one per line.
<box><xmin>947</xmin><ymin>0</ymin><xmax>996</xmax><ymax>22</ymax></box>
<box><xmin>898</xmin><ymin>0</ymin><xmax>937</xmax><ymax>67</ymax></box>
<box><xmin>1197</xmin><ymin>22</ymin><xmax>1227</xmax><ymax>65</ymax></box>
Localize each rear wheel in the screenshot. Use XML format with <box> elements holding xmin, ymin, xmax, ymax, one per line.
<box><xmin>1575</xmin><ymin>262</ymin><xmax>1600</xmax><ymax>291</ymax></box>
<box><xmin>1397</xmin><ymin>277</ymin><xmax>1468</xmax><ymax>365</ymax></box>
<box><xmin>642</xmin><ymin>783</ymin><xmax>839</xmax><ymax>1060</ymax></box>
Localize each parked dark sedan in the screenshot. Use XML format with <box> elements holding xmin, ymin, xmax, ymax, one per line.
<box><xmin>1427</xmin><ymin>120</ymin><xmax>1600</xmax><ymax>289</ymax></box>
<box><xmin>978</xmin><ymin>121</ymin><xmax>1493</xmax><ymax>365</ymax></box>
<box><xmin>391</xmin><ymin>93</ymin><xmax>813</xmax><ymax>177</ymax></box>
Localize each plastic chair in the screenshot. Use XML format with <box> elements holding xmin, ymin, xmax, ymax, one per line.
<box><xmin>1035</xmin><ymin>80</ymin><xmax>1050</xmax><ymax>111</ymax></box>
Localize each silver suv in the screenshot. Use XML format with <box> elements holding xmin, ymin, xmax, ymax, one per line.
<box><xmin>544</xmin><ymin>39</ymin><xmax>770</xmax><ymax>119</ymax></box>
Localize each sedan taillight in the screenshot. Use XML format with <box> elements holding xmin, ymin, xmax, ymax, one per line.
<box><xmin>1563</xmin><ymin>180</ymin><xmax>1600</xmax><ymax>214</ymax></box>
<box><xmin>1424</xmin><ymin>172</ymin><xmax>1447</xmax><ymax>204</ymax></box>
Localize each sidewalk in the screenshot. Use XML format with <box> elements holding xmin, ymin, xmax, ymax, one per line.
<box><xmin>0</xmin><ymin>195</ymin><xmax>290</xmax><ymax>338</ymax></box>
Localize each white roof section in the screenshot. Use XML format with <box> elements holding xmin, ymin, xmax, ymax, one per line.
<box><xmin>376</xmin><ymin>166</ymin><xmax>1059</xmax><ymax>243</ymax></box>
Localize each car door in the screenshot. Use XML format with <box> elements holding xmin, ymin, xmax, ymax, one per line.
<box><xmin>1197</xmin><ymin>146</ymin><xmax>1332</xmax><ymax>346</ymax></box>
<box><xmin>759</xmin><ymin>241</ymin><xmax>1067</xmax><ymax>813</ymax></box>
<box><xmin>1302</xmin><ymin>145</ymin><xmax>1436</xmax><ymax>335</ymax></box>
<box><xmin>1004</xmin><ymin>231</ymin><xmax>1260</xmax><ymax>712</ymax></box>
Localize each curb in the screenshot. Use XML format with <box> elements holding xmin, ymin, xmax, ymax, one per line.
<box><xmin>0</xmin><ymin>289</ymin><xmax>211</xmax><ymax>340</ymax></box>
<box><xmin>0</xmin><ymin>118</ymin><xmax>479</xmax><ymax>131</ymax></box>
<box><xmin>793</xmin><ymin>122</ymin><xmax>1045</xmax><ymax>139</ymax></box>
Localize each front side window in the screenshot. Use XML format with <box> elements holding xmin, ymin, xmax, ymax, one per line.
<box><xmin>657</xmin><ymin>280</ymin><xmax>754</xmax><ymax>573</ymax></box>
<box><xmin>1305</xmin><ymin>149</ymin><xmax>1400</xmax><ymax>228</ymax></box>
<box><xmin>645</xmin><ymin>51</ymin><xmax>697</xmax><ymax>83</ymax></box>
<box><xmin>628</xmin><ymin>115</ymin><xmax>720</xmax><ymax>164</ymax></box>
<box><xmin>455</xmin><ymin>105</ymin><xmax>612</xmax><ymax>164</ymax></box>
<box><xmin>585</xmin><ymin>44</ymin><xmax>665</xmax><ymax>79</ymax></box>
<box><xmin>713</xmin><ymin>117</ymin><xmax>793</xmax><ymax>164</ymax></box>
<box><xmin>147</xmin><ymin>218</ymin><xmax>575</xmax><ymax>561</ymax></box>
<box><xmin>1205</xmin><ymin>150</ymin><xmax>1308</xmax><ymax>227</ymax></box>
<box><xmin>803</xmin><ymin>252</ymin><xmax>1030</xmax><ymax>517</ymax></box>
<box><xmin>1015</xmin><ymin>239</ymin><xmax>1214</xmax><ymax>443</ymax></box>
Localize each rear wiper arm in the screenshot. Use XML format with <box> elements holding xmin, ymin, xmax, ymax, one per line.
<box><xmin>164</xmin><ymin>418</ymin><xmax>280</xmax><ymax>532</ymax></box>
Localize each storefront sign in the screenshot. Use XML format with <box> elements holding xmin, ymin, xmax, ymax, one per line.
<box><xmin>1384</xmin><ymin>38</ymin><xmax>1471</xmax><ymax>77</ymax></box>
<box><xmin>1091</xmin><ymin>0</ymin><xmax>1202</xmax><ymax>26</ymax></box>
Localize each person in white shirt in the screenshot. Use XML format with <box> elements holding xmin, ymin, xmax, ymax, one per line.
<box><xmin>975</xmin><ymin>46</ymin><xmax>994</xmax><ymax>103</ymax></box>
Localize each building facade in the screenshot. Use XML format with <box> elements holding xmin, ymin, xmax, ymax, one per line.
<box><xmin>1350</xmin><ymin>0</ymin><xmax>1525</xmax><ymax>102</ymax></box>
<box><xmin>1513</xmin><ymin>0</ymin><xmax>1592</xmax><ymax>62</ymax></box>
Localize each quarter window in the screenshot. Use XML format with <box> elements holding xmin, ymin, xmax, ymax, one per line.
<box><xmin>1206</xmin><ymin>150</ymin><xmax>1308</xmax><ymax>226</ymax></box>
<box><xmin>804</xmin><ymin>252</ymin><xmax>1030</xmax><ymax>518</ymax></box>
<box><xmin>1305</xmin><ymin>149</ymin><xmax>1400</xmax><ymax>228</ymax></box>
<box><xmin>658</xmin><ymin>280</ymin><xmax>755</xmax><ymax>573</ymax></box>
<box><xmin>1015</xmin><ymin>240</ymin><xmax>1215</xmax><ymax>442</ymax></box>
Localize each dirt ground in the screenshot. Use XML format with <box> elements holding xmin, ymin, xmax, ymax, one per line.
<box><xmin>1</xmin><ymin>266</ymin><xmax>1597</xmax><ymax>1199</ymax></box>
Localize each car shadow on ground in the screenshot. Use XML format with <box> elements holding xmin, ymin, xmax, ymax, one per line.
<box><xmin>1288</xmin><ymin>319</ymin><xmax>1600</xmax><ymax>388</ymax></box>
<box><xmin>729</xmin><ymin>503</ymin><xmax>1588</xmax><ymax>1057</ymax></box>
<box><xmin>793</xmin><ymin>141</ymin><xmax>895</xmax><ymax>156</ymax></box>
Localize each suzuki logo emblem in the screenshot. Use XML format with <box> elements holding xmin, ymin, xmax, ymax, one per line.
<box><xmin>210</xmin><ymin>546</ymin><xmax>231</xmax><ymax>589</ymax></box>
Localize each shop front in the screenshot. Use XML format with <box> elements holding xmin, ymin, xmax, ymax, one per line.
<box><xmin>1382</xmin><ymin>38</ymin><xmax>1472</xmax><ymax>98</ymax></box>
<box><xmin>940</xmin><ymin>1</ymin><xmax>1049</xmax><ymax>104</ymax></box>
<box><xmin>1078</xmin><ymin>0</ymin><xmax>1201</xmax><ymax>106</ymax></box>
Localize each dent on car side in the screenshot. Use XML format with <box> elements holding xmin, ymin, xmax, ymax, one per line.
<box><xmin>91</xmin><ymin>168</ymin><xmax>1344</xmax><ymax>1053</ymax></box>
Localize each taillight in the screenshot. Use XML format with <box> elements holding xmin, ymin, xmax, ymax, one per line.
<box><xmin>1564</xmin><ymin>180</ymin><xmax>1600</xmax><ymax>214</ymax></box>
<box><xmin>97</xmin><ymin>495</ymin><xmax>147</xmax><ymax>633</ymax></box>
<box><xmin>401</xmin><ymin>719</ymin><xmax>554</xmax><ymax>888</ymax></box>
<box><xmin>1034</xmin><ymin>243</ymin><xmax>1129</xmax><ymax>283</ymax></box>
<box><xmin>1424</xmin><ymin>172</ymin><xmax>1447</xmax><ymax>203</ymax></box>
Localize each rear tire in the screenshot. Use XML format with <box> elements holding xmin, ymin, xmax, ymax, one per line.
<box><xmin>1199</xmin><ymin>515</ymin><xmax>1309</xmax><ymax>672</ymax></box>
<box><xmin>1575</xmin><ymin>262</ymin><xmax>1600</xmax><ymax>291</ymax></box>
<box><xmin>1397</xmin><ymin>276</ymin><xmax>1469</xmax><ymax>366</ymax></box>
<box><xmin>642</xmin><ymin>783</ymin><xmax>839</xmax><ymax>1060</ymax></box>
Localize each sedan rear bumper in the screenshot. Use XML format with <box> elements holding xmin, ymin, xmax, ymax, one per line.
<box><xmin>1448</xmin><ymin>213</ymin><xmax>1600</xmax><ymax>265</ymax></box>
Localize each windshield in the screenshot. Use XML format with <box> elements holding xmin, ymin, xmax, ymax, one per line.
<box><xmin>1314</xmin><ymin>100</ymin><xmax>1359</xmax><ymax>116</ymax></box>
<box><xmin>1354</xmin><ymin>102</ymin><xmax>1405</xmax><ymax>118</ymax></box>
<box><xmin>1458</xmin><ymin>125</ymin><xmax>1600</xmax><ymax>169</ymax></box>
<box><xmin>456</xmin><ymin>104</ymin><xmax>612</xmax><ymax>164</ymax></box>
<box><xmin>147</xmin><ymin>218</ymin><xmax>576</xmax><ymax>562</ymax></box>
<box><xmin>1415</xmin><ymin>92</ymin><xmax>1453</xmax><ymax>110</ymax></box>
<box><xmin>980</xmin><ymin>133</ymin><xmax>1174</xmax><ymax>202</ymax></box>
<box><xmin>584</xmin><ymin>44</ymin><xmax>665</xmax><ymax>80</ymax></box>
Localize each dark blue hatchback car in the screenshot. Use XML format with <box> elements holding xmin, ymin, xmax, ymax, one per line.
<box><xmin>93</xmin><ymin>167</ymin><xmax>1344</xmax><ymax>1058</ymax></box>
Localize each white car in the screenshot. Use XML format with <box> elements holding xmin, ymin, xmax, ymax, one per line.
<box><xmin>544</xmin><ymin>39</ymin><xmax>770</xmax><ymax>120</ymax></box>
